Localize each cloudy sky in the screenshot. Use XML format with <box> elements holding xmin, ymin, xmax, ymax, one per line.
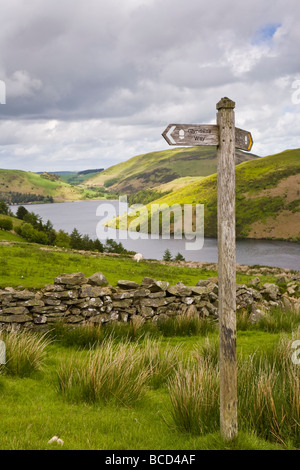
<box><xmin>0</xmin><ymin>0</ymin><xmax>299</xmax><ymax>172</ymax></box>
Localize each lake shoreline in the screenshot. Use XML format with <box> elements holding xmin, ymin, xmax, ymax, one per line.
<box><xmin>10</xmin><ymin>199</ymin><xmax>300</xmax><ymax>244</ymax></box>
<box><xmin>9</xmin><ymin>200</ymin><xmax>300</xmax><ymax>270</ymax></box>
<box><xmin>1</xmin><ymin>239</ymin><xmax>299</xmax><ymax>276</ymax></box>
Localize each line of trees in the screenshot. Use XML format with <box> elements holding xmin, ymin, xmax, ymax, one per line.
<box><xmin>0</xmin><ymin>200</ymin><xmax>133</xmax><ymax>254</ymax></box>
<box><xmin>163</xmin><ymin>249</ymin><xmax>185</xmax><ymax>262</ymax></box>
<box><xmin>0</xmin><ymin>192</ymin><xmax>54</xmax><ymax>204</ymax></box>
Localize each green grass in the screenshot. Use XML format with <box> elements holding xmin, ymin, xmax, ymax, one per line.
<box><xmin>0</xmin><ymin>214</ymin><xmax>25</xmax><ymax>242</ymax></box>
<box><xmin>0</xmin><ymin>329</ymin><xmax>51</xmax><ymax>377</ymax></box>
<box><xmin>0</xmin><ymin>328</ymin><xmax>297</xmax><ymax>450</ymax></box>
<box><xmin>0</xmin><ymin>241</ymin><xmax>277</xmax><ymax>289</ymax></box>
<box><xmin>168</xmin><ymin>332</ymin><xmax>300</xmax><ymax>446</ymax></box>
<box><xmin>112</xmin><ymin>148</ymin><xmax>300</xmax><ymax>239</ymax></box>
<box><xmin>237</xmin><ymin>307</ymin><xmax>300</xmax><ymax>334</ymax></box>
<box><xmin>0</xmin><ymin>169</ymin><xmax>104</xmax><ymax>202</ymax></box>
<box><xmin>85</xmin><ymin>146</ymin><xmax>256</xmax><ymax>193</ymax></box>
<box><xmin>0</xmin><ymin>230</ymin><xmax>24</xmax><ymax>242</ymax></box>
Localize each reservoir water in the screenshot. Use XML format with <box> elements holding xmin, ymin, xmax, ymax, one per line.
<box><xmin>10</xmin><ymin>200</ymin><xmax>300</xmax><ymax>271</ymax></box>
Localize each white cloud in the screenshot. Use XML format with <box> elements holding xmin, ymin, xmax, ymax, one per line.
<box><xmin>0</xmin><ymin>0</ymin><xmax>299</xmax><ymax>171</ymax></box>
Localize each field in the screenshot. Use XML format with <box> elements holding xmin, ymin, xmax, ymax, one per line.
<box><xmin>0</xmin><ymin>316</ymin><xmax>299</xmax><ymax>450</ymax></box>
<box><xmin>0</xmin><ymin>240</ymin><xmax>278</xmax><ymax>290</ymax></box>
<box><xmin>84</xmin><ymin>147</ymin><xmax>257</xmax><ymax>194</ymax></box>
<box><xmin>0</xmin><ymin>232</ymin><xmax>299</xmax><ymax>450</ymax></box>
<box><xmin>0</xmin><ymin>169</ymin><xmax>113</xmax><ymax>203</ymax></box>
<box><xmin>0</xmin><ymin>169</ymin><xmax>85</xmax><ymax>202</ymax></box>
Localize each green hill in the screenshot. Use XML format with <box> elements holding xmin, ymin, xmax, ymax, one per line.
<box><xmin>0</xmin><ymin>169</ymin><xmax>91</xmax><ymax>203</ymax></box>
<box><xmin>84</xmin><ymin>147</ymin><xmax>258</xmax><ymax>194</ymax></box>
<box><xmin>110</xmin><ymin>149</ymin><xmax>300</xmax><ymax>241</ymax></box>
<box><xmin>42</xmin><ymin>169</ymin><xmax>104</xmax><ymax>185</ymax></box>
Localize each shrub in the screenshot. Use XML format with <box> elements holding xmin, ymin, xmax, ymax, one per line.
<box><xmin>174</xmin><ymin>252</ymin><xmax>185</xmax><ymax>262</ymax></box>
<box><xmin>103</xmin><ymin>178</ymin><xmax>119</xmax><ymax>188</ymax></box>
<box><xmin>163</xmin><ymin>249</ymin><xmax>172</xmax><ymax>261</ymax></box>
<box><xmin>16</xmin><ymin>206</ymin><xmax>29</xmax><ymax>220</ymax></box>
<box><xmin>0</xmin><ymin>218</ymin><xmax>13</xmax><ymax>231</ymax></box>
<box><xmin>15</xmin><ymin>222</ymin><xmax>49</xmax><ymax>245</ymax></box>
<box><xmin>0</xmin><ymin>200</ymin><xmax>9</xmax><ymax>215</ymax></box>
<box><xmin>0</xmin><ymin>330</ymin><xmax>51</xmax><ymax>377</ymax></box>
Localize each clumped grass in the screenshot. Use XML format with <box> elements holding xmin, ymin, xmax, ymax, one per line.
<box><xmin>156</xmin><ymin>315</ymin><xmax>217</xmax><ymax>337</ymax></box>
<box><xmin>56</xmin><ymin>339</ymin><xmax>150</xmax><ymax>406</ymax></box>
<box><xmin>238</xmin><ymin>342</ymin><xmax>300</xmax><ymax>446</ymax></box>
<box><xmin>0</xmin><ymin>323</ymin><xmax>299</xmax><ymax>449</ymax></box>
<box><xmin>197</xmin><ymin>336</ymin><xmax>219</xmax><ymax>367</ymax></box>
<box><xmin>49</xmin><ymin>323</ymin><xmax>104</xmax><ymax>348</ymax></box>
<box><xmin>0</xmin><ymin>329</ymin><xmax>51</xmax><ymax>377</ymax></box>
<box><xmin>255</xmin><ymin>307</ymin><xmax>300</xmax><ymax>333</ymax></box>
<box><xmin>50</xmin><ymin>321</ymin><xmax>160</xmax><ymax>348</ymax></box>
<box><xmin>237</xmin><ymin>307</ymin><xmax>300</xmax><ymax>333</ymax></box>
<box><xmin>140</xmin><ymin>338</ymin><xmax>182</xmax><ymax>388</ymax></box>
<box><xmin>168</xmin><ymin>331</ymin><xmax>300</xmax><ymax>447</ymax></box>
<box><xmin>49</xmin><ymin>315</ymin><xmax>217</xmax><ymax>350</ymax></box>
<box><xmin>168</xmin><ymin>359</ymin><xmax>220</xmax><ymax>435</ymax></box>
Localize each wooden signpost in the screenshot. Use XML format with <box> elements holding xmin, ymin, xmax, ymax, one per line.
<box><xmin>162</xmin><ymin>97</ymin><xmax>253</xmax><ymax>441</ymax></box>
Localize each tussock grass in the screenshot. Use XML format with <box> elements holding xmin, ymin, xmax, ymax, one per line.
<box><xmin>0</xmin><ymin>329</ymin><xmax>51</xmax><ymax>377</ymax></box>
<box><xmin>56</xmin><ymin>335</ymin><xmax>185</xmax><ymax>403</ymax></box>
<box><xmin>156</xmin><ymin>315</ymin><xmax>217</xmax><ymax>337</ymax></box>
<box><xmin>57</xmin><ymin>339</ymin><xmax>150</xmax><ymax>406</ymax></box>
<box><xmin>168</xmin><ymin>331</ymin><xmax>300</xmax><ymax>446</ymax></box>
<box><xmin>168</xmin><ymin>359</ymin><xmax>220</xmax><ymax>435</ymax></box>
<box><xmin>140</xmin><ymin>338</ymin><xmax>182</xmax><ymax>388</ymax></box>
<box><xmin>50</xmin><ymin>315</ymin><xmax>217</xmax><ymax>350</ymax></box>
<box><xmin>237</xmin><ymin>307</ymin><xmax>300</xmax><ymax>334</ymax></box>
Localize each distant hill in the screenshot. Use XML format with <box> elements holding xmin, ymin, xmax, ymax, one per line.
<box><xmin>110</xmin><ymin>149</ymin><xmax>300</xmax><ymax>242</ymax></box>
<box><xmin>84</xmin><ymin>147</ymin><xmax>258</xmax><ymax>193</ymax></box>
<box><xmin>0</xmin><ymin>169</ymin><xmax>85</xmax><ymax>203</ymax></box>
<box><xmin>38</xmin><ymin>169</ymin><xmax>104</xmax><ymax>185</ymax></box>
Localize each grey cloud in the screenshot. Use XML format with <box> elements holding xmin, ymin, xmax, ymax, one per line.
<box><xmin>0</xmin><ymin>0</ymin><xmax>299</xmax><ymax>170</ymax></box>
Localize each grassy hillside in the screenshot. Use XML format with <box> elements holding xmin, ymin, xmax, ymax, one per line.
<box><xmin>0</xmin><ymin>169</ymin><xmax>86</xmax><ymax>202</ymax></box>
<box><xmin>111</xmin><ymin>149</ymin><xmax>300</xmax><ymax>241</ymax></box>
<box><xmin>51</xmin><ymin>169</ymin><xmax>104</xmax><ymax>185</ymax></box>
<box><xmin>0</xmin><ymin>169</ymin><xmax>113</xmax><ymax>203</ymax></box>
<box><xmin>85</xmin><ymin>147</ymin><xmax>258</xmax><ymax>194</ymax></box>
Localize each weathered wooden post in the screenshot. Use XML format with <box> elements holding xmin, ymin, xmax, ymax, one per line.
<box><xmin>216</xmin><ymin>97</ymin><xmax>237</xmax><ymax>440</ymax></box>
<box><xmin>162</xmin><ymin>98</ymin><xmax>253</xmax><ymax>442</ymax></box>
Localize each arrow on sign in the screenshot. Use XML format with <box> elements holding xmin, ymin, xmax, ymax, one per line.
<box><xmin>235</xmin><ymin>127</ymin><xmax>253</xmax><ymax>152</ymax></box>
<box><xmin>165</xmin><ymin>125</ymin><xmax>177</xmax><ymax>144</ymax></box>
<box><xmin>162</xmin><ymin>123</ymin><xmax>254</xmax><ymax>152</ymax></box>
<box><xmin>162</xmin><ymin>124</ymin><xmax>219</xmax><ymax>147</ymax></box>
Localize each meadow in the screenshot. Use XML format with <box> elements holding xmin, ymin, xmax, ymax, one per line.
<box><xmin>0</xmin><ymin>312</ymin><xmax>299</xmax><ymax>450</ymax></box>
<box><xmin>0</xmin><ymin>233</ymin><xmax>299</xmax><ymax>450</ymax></box>
<box><xmin>0</xmin><ymin>240</ymin><xmax>277</xmax><ymax>290</ymax></box>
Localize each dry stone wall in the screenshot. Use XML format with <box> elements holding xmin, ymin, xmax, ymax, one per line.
<box><xmin>0</xmin><ymin>272</ymin><xmax>299</xmax><ymax>331</ymax></box>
